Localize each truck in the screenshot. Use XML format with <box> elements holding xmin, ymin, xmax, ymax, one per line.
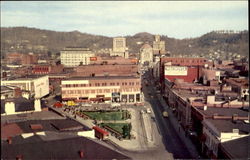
<box><xmin>162</xmin><ymin>111</ymin><xmax>168</xmax><ymax>118</ymax></box>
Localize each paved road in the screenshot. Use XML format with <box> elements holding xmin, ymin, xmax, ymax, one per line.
<box><xmin>145</xmin><ymin>86</ymin><xmax>192</xmax><ymax>159</ymax></box>
<box><xmin>143</xmin><ymin>70</ymin><xmax>200</xmax><ymax>159</ymax></box>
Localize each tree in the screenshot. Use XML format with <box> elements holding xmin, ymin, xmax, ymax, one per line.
<box><xmin>122</xmin><ymin>124</ymin><xmax>131</xmax><ymax>139</ymax></box>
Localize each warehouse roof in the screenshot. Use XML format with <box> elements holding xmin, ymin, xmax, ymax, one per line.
<box><xmin>1</xmin><ymin>136</ymin><xmax>130</xmax><ymax>159</ymax></box>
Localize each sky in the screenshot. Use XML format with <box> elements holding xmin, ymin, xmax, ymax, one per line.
<box><xmin>1</xmin><ymin>1</ymin><xmax>248</xmax><ymax>39</ymax></box>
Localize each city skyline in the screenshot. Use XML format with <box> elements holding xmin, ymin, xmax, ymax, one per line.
<box><xmin>1</xmin><ymin>1</ymin><xmax>248</xmax><ymax>39</ymax></box>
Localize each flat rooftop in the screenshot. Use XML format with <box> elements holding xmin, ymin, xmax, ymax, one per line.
<box><xmin>3</xmin><ymin>75</ymin><xmax>48</xmax><ymax>81</ymax></box>
<box><xmin>206</xmin><ymin>119</ymin><xmax>249</xmax><ymax>134</ymax></box>
<box><xmin>1</xmin><ymin>135</ymin><xmax>130</xmax><ymax>159</ymax></box>
<box><xmin>220</xmin><ymin>136</ymin><xmax>250</xmax><ymax>159</ymax></box>
<box><xmin>197</xmin><ymin>107</ymin><xmax>248</xmax><ymax>117</ymax></box>
<box><xmin>65</xmin><ymin>76</ymin><xmax>140</xmax><ymax>80</ymax></box>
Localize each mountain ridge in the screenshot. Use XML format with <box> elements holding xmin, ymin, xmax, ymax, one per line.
<box><xmin>1</xmin><ymin>27</ymin><xmax>248</xmax><ymax>59</ymax></box>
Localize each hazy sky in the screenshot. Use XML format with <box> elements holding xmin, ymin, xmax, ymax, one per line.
<box><xmin>1</xmin><ymin>1</ymin><xmax>248</xmax><ymax>39</ymax></box>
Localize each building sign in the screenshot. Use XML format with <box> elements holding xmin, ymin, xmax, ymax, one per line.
<box><xmin>164</xmin><ymin>66</ymin><xmax>187</xmax><ymax>76</ymax></box>
<box><xmin>130</xmin><ymin>59</ymin><xmax>138</xmax><ymax>63</ymax></box>
<box><xmin>36</xmin><ymin>82</ymin><xmax>44</xmax><ymax>88</ymax></box>
<box><xmin>90</xmin><ymin>57</ymin><xmax>97</xmax><ymax>61</ymax></box>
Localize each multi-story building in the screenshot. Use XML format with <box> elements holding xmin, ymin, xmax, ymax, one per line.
<box><xmin>139</xmin><ymin>43</ymin><xmax>153</xmax><ymax>66</ymax></box>
<box><xmin>153</xmin><ymin>35</ymin><xmax>166</xmax><ymax>55</ymax></box>
<box><xmin>61</xmin><ymin>76</ymin><xmax>141</xmax><ymax>103</ymax></box>
<box><xmin>6</xmin><ymin>53</ymin><xmax>22</xmax><ymax>64</ymax></box>
<box><xmin>32</xmin><ymin>64</ymin><xmax>64</xmax><ymax>75</ymax></box>
<box><xmin>60</xmin><ymin>47</ymin><xmax>95</xmax><ymax>67</ymax></box>
<box><xmin>1</xmin><ymin>75</ymin><xmax>49</xmax><ymax>98</ymax></box>
<box><xmin>110</xmin><ymin>37</ymin><xmax>128</xmax><ymax>58</ymax></box>
<box><xmin>5</xmin><ymin>53</ymin><xmax>38</xmax><ymax>65</ymax></box>
<box><xmin>89</xmin><ymin>56</ymin><xmax>137</xmax><ymax>65</ymax></box>
<box><xmin>160</xmin><ymin>57</ymin><xmax>209</xmax><ymax>87</ymax></box>
<box><xmin>164</xmin><ymin>64</ymin><xmax>200</xmax><ymax>83</ymax></box>
<box><xmin>224</xmin><ymin>78</ymin><xmax>249</xmax><ymax>100</ymax></box>
<box><xmin>73</xmin><ymin>64</ymin><xmax>139</xmax><ymax>77</ymax></box>
<box><xmin>21</xmin><ymin>53</ymin><xmax>38</xmax><ymax>65</ymax></box>
<box><xmin>202</xmin><ymin>118</ymin><xmax>249</xmax><ymax>159</ymax></box>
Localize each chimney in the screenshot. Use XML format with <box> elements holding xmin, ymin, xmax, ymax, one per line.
<box><xmin>34</xmin><ymin>99</ymin><xmax>42</xmax><ymax>112</ymax></box>
<box><xmin>232</xmin><ymin>114</ymin><xmax>238</xmax><ymax>121</ymax></box>
<box><xmin>207</xmin><ymin>95</ymin><xmax>215</xmax><ymax>104</ymax></box>
<box><xmin>79</xmin><ymin>150</ymin><xmax>84</xmax><ymax>158</ymax></box>
<box><xmin>7</xmin><ymin>137</ymin><xmax>12</xmax><ymax>144</ymax></box>
<box><xmin>203</xmin><ymin>105</ymin><xmax>207</xmax><ymax>111</ymax></box>
<box><xmin>5</xmin><ymin>101</ymin><xmax>15</xmax><ymax>115</ymax></box>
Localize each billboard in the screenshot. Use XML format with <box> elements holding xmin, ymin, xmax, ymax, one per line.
<box><xmin>90</xmin><ymin>57</ymin><xmax>97</xmax><ymax>61</ymax></box>
<box><xmin>164</xmin><ymin>66</ymin><xmax>187</xmax><ymax>76</ymax></box>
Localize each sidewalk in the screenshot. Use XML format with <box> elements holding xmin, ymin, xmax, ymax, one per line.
<box><xmin>157</xmin><ymin>94</ymin><xmax>200</xmax><ymax>158</ymax></box>
<box><xmin>49</xmin><ymin>106</ymin><xmax>151</xmax><ymax>151</ymax></box>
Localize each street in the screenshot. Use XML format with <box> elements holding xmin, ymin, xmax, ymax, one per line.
<box><xmin>44</xmin><ymin>71</ymin><xmax>197</xmax><ymax>160</ymax></box>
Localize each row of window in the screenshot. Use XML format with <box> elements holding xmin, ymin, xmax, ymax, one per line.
<box><xmin>62</xmin><ymin>88</ymin><xmax>140</xmax><ymax>94</ymax></box>
<box><xmin>169</xmin><ymin>59</ymin><xmax>205</xmax><ymax>63</ymax></box>
<box><xmin>63</xmin><ymin>82</ymin><xmax>140</xmax><ymax>88</ymax></box>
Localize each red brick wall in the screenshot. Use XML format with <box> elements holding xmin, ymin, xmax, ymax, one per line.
<box><xmin>165</xmin><ymin>67</ymin><xmax>199</xmax><ymax>83</ymax></box>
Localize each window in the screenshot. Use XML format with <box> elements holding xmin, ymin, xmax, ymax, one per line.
<box><xmin>77</xmin><ymin>90</ymin><xmax>81</xmax><ymax>94</ymax></box>
<box><xmin>95</xmin><ymin>83</ymin><xmax>100</xmax><ymax>86</ymax></box>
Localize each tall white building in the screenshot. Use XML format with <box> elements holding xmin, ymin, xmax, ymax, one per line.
<box><xmin>153</xmin><ymin>35</ymin><xmax>166</xmax><ymax>55</ymax></box>
<box><xmin>110</xmin><ymin>37</ymin><xmax>129</xmax><ymax>58</ymax></box>
<box><xmin>60</xmin><ymin>47</ymin><xmax>95</xmax><ymax>67</ymax></box>
<box><xmin>139</xmin><ymin>43</ymin><xmax>153</xmax><ymax>66</ymax></box>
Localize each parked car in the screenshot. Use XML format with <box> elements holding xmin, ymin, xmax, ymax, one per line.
<box><xmin>162</xmin><ymin>111</ymin><xmax>168</xmax><ymax>118</ymax></box>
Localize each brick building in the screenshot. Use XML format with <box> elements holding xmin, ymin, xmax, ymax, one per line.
<box><xmin>89</xmin><ymin>56</ymin><xmax>138</xmax><ymax>65</ymax></box>
<box><xmin>6</xmin><ymin>53</ymin><xmax>22</xmax><ymax>64</ymax></box>
<box><xmin>21</xmin><ymin>53</ymin><xmax>38</xmax><ymax>65</ymax></box>
<box><xmin>164</xmin><ymin>65</ymin><xmax>200</xmax><ymax>83</ymax></box>
<box><xmin>224</xmin><ymin>78</ymin><xmax>249</xmax><ymax>100</ymax></box>
<box><xmin>6</xmin><ymin>53</ymin><xmax>38</xmax><ymax>65</ymax></box>
<box><xmin>32</xmin><ymin>64</ymin><xmax>64</xmax><ymax>74</ymax></box>
<box><xmin>160</xmin><ymin>57</ymin><xmax>209</xmax><ymax>85</ymax></box>
<box><xmin>72</xmin><ymin>64</ymin><xmax>139</xmax><ymax>77</ymax></box>
<box><xmin>61</xmin><ymin>76</ymin><xmax>141</xmax><ymax>103</ymax></box>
